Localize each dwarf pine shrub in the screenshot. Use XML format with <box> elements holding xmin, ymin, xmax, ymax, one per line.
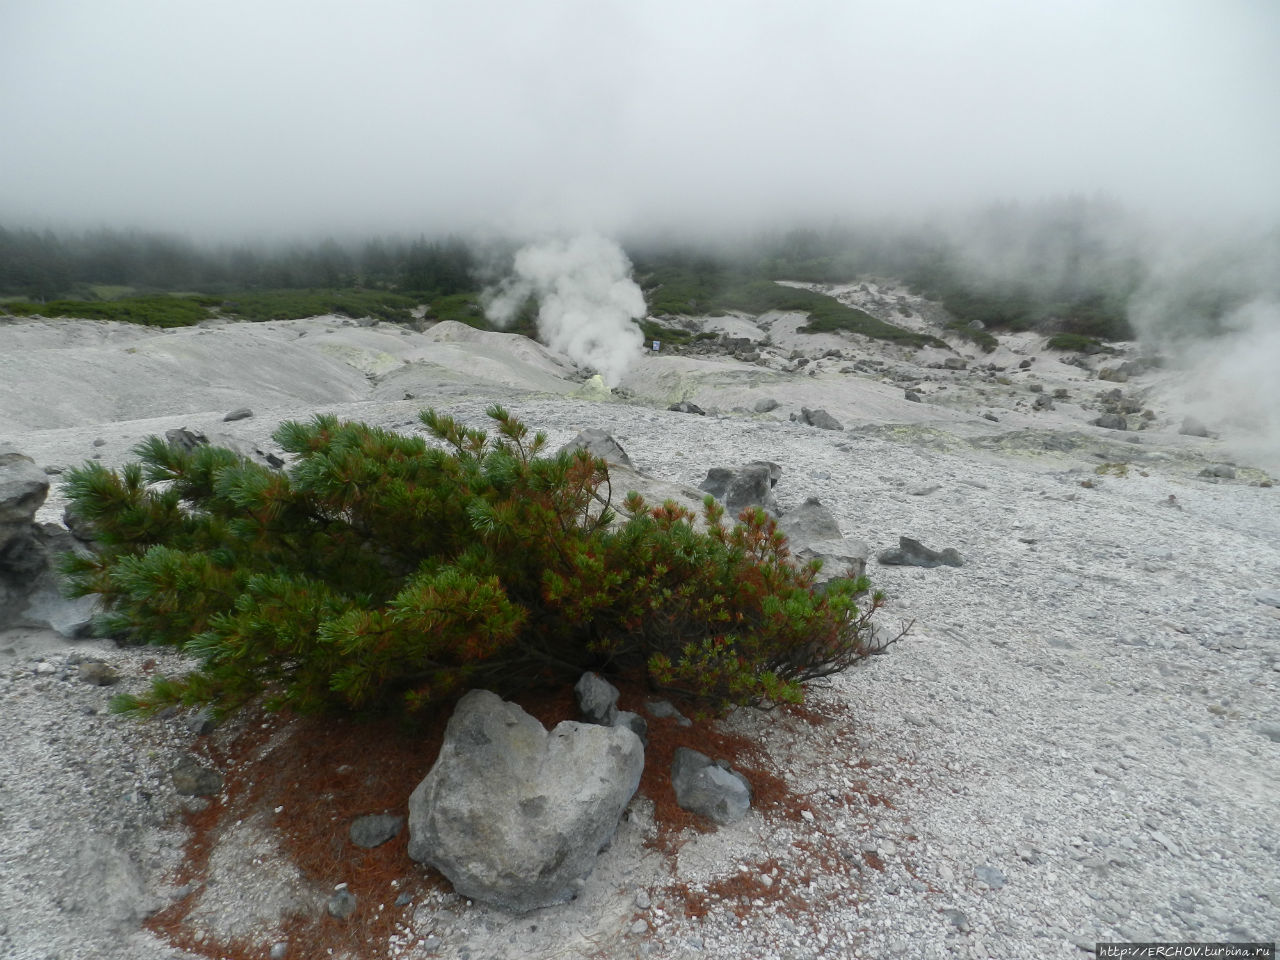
<box><xmin>61</xmin><ymin>406</ymin><xmax>887</xmax><ymax>719</ymax></box>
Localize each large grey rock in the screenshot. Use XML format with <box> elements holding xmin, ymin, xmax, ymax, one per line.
<box><xmin>778</xmin><ymin>497</ymin><xmax>869</xmax><ymax>583</ymax></box>
<box><xmin>575</xmin><ymin>671</ymin><xmax>620</xmax><ymax>725</ymax></box>
<box><xmin>778</xmin><ymin>497</ymin><xmax>842</xmax><ymax>544</ymax></box>
<box><xmin>0</xmin><ymin>448</ymin><xmax>50</xmax><ymax>534</ymax></box>
<box><xmin>1</xmin><ymin>452</ymin><xmax>97</xmax><ymax>635</ymax></box>
<box><xmin>671</xmin><ymin>748</ymin><xmax>751</xmax><ymax>825</ymax></box>
<box><xmin>877</xmin><ymin>537</ymin><xmax>963</xmax><ymax>568</ymax></box>
<box><xmin>699</xmin><ymin>461</ymin><xmax>781</xmax><ymax>517</ymax></box>
<box><xmin>558</xmin><ymin>429</ymin><xmax>633</xmax><ymax>469</ymax></box>
<box><xmin>164</xmin><ymin>427</ymin><xmax>209</xmax><ymax>452</ymax></box>
<box><xmin>1093</xmin><ymin>413</ymin><xmax>1128</xmax><ymax>431</ymax></box>
<box><xmin>793</xmin><ymin>537</ymin><xmax>871</xmax><ymax>584</ymax></box>
<box><xmin>797</xmin><ymin>407</ymin><xmax>843</xmax><ymax>431</ymax></box>
<box><xmin>752</xmin><ymin>397</ymin><xmax>780</xmax><ymax>414</ymax></box>
<box><xmin>406</xmin><ymin>689</ymin><xmax>644</xmax><ymax>913</ymax></box>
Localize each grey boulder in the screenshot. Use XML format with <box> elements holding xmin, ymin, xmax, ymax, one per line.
<box><xmin>407</xmin><ymin>689</ymin><xmax>643</xmax><ymax>913</ymax></box>
<box><xmin>668</xmin><ymin>400</ymin><xmax>706</xmax><ymax>415</ymax></box>
<box><xmin>1</xmin><ymin>453</ymin><xmax>97</xmax><ymax>636</ymax></box>
<box><xmin>778</xmin><ymin>497</ymin><xmax>842</xmax><ymax>543</ymax></box>
<box><xmin>558</xmin><ymin>429</ymin><xmax>633</xmax><ymax>469</ymax></box>
<box><xmin>699</xmin><ymin>461</ymin><xmax>781</xmax><ymax>517</ymax></box>
<box><xmin>575</xmin><ymin>671</ymin><xmax>620</xmax><ymax>725</ymax></box>
<box><xmin>671</xmin><ymin>748</ymin><xmax>751</xmax><ymax>825</ymax></box>
<box><xmin>796</xmin><ymin>407</ymin><xmax>844</xmax><ymax>431</ymax></box>
<box><xmin>778</xmin><ymin>497</ymin><xmax>870</xmax><ymax>583</ymax></box>
<box><xmin>877</xmin><ymin>537</ymin><xmax>963</xmax><ymax>568</ymax></box>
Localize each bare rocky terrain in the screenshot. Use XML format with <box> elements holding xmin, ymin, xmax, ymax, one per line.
<box><xmin>1</xmin><ymin>292</ymin><xmax>1277</xmax><ymax>960</ymax></box>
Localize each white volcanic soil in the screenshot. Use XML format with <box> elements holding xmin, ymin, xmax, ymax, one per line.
<box><xmin>1</xmin><ymin>297</ymin><xmax>1277</xmax><ymax>960</ymax></box>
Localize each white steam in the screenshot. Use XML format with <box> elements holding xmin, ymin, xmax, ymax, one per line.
<box><xmin>484</xmin><ymin>235</ymin><xmax>646</xmax><ymax>385</ymax></box>
<box><xmin>1153</xmin><ymin>299</ymin><xmax>1280</xmax><ymax>473</ymax></box>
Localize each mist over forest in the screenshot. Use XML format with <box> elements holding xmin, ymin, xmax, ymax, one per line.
<box><xmin>3</xmin><ymin>0</ymin><xmax>1278</xmax><ymax>425</ymax></box>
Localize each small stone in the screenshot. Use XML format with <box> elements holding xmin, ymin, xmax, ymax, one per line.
<box><xmin>908</xmin><ymin>484</ymin><xmax>941</xmax><ymax>496</ymax></box>
<box><xmin>634</xmin><ymin>890</ymin><xmax>651</xmax><ymax>910</ymax></box>
<box><xmin>171</xmin><ymin>756</ymin><xmax>224</xmax><ymax>797</ymax></box>
<box><xmin>574</xmin><ymin>671</ymin><xmax>620</xmax><ymax>725</ymax></box>
<box><xmin>905</xmin><ymin>391</ymin><xmax>923</xmax><ymax>403</ymax></box>
<box><xmin>270</xmin><ymin>942</ymin><xmax>288</xmax><ymax>959</ymax></box>
<box><xmin>223</xmin><ymin>407</ymin><xmax>254</xmax><ymax>422</ymax></box>
<box><xmin>942</xmin><ymin>907</ymin><xmax>970</xmax><ymax>931</ymax></box>
<box><xmin>1199</xmin><ymin>464</ymin><xmax>1236</xmax><ymax>479</ymax></box>
<box><xmin>974</xmin><ymin>865</ymin><xmax>1006</xmax><ymax>889</ymax></box>
<box><xmin>395</xmin><ymin>892</ymin><xmax>412</xmax><ymax>907</ymax></box>
<box><xmin>630</xmin><ymin>919</ymin><xmax>649</xmax><ymax>935</ymax></box>
<box><xmin>350</xmin><ymin>813</ymin><xmax>404</xmax><ymax>849</ymax></box>
<box><xmin>644</xmin><ymin>700</ymin><xmax>692</xmax><ymax>727</ymax></box>
<box><xmin>92</xmin><ymin>438</ymin><xmax>107</xmax><ymax>447</ymax></box>
<box><xmin>186</xmin><ymin>706</ymin><xmax>217</xmax><ymax>735</ymax></box>
<box><xmin>753</xmin><ymin>397</ymin><xmax>780</xmax><ymax>413</ymax></box>
<box><xmin>983</xmin><ymin>412</ymin><xmax>999</xmax><ymax>421</ymax></box>
<box><xmin>327</xmin><ymin>886</ymin><xmax>357</xmax><ymax>919</ymax></box>
<box><xmin>77</xmin><ymin>661</ymin><xmax>119</xmax><ymax>686</ymax></box>
<box><xmin>613</xmin><ymin>710</ymin><xmax>648</xmax><ymax>746</ymax></box>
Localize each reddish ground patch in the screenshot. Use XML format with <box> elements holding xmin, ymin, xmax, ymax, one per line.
<box><xmin>143</xmin><ymin>678</ymin><xmax>882</xmax><ymax>959</ymax></box>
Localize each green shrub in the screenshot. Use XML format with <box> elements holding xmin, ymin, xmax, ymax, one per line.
<box><xmin>220</xmin><ymin>289</ymin><xmax>417</xmax><ymax>324</ymax></box>
<box><xmin>944</xmin><ymin>320</ymin><xmax>998</xmax><ymax>353</ymax></box>
<box><xmin>718</xmin><ymin>282</ymin><xmax>942</xmax><ymax>347</ymax></box>
<box><xmin>4</xmin><ymin>294</ymin><xmax>216</xmax><ymax>327</ymax></box>
<box><xmin>635</xmin><ymin>317</ymin><xmax>693</xmax><ymax>345</ymax></box>
<box><xmin>62</xmin><ymin>407</ymin><xmax>886</xmax><ymax>720</ymax></box>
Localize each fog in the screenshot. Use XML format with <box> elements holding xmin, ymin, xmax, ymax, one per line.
<box><xmin>3</xmin><ymin>0</ymin><xmax>1278</xmax><ymax>238</ymax></box>
<box><xmin>4</xmin><ymin>1</ymin><xmax>1280</xmax><ymax>456</ymax></box>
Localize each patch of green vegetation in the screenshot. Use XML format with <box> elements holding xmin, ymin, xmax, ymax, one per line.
<box><xmin>1046</xmin><ymin>332</ymin><xmax>1109</xmax><ymax>353</ymax></box>
<box><xmin>3</xmin><ymin>294</ymin><xmax>217</xmax><ymax>328</ymax></box>
<box><xmin>66</xmin><ymin>407</ymin><xmax>888</xmax><ymax>719</ymax></box>
<box><xmin>637</xmin><ymin>262</ymin><xmax>939</xmax><ymax>348</ymax></box>
<box><xmin>640</xmin><ymin>265</ymin><xmax>725</xmax><ymax>316</ymax></box>
<box><xmin>636</xmin><ymin>317</ymin><xmax>693</xmax><ymax>345</ymax></box>
<box><xmin>718</xmin><ymin>281</ymin><xmax>941</xmax><ymax>346</ymax></box>
<box><xmin>220</xmin><ymin>289</ymin><xmax>418</xmax><ymax>324</ymax></box>
<box><xmin>944</xmin><ymin>320</ymin><xmax>999</xmax><ymax>353</ymax></box>
<box><xmin>426</xmin><ymin>292</ymin><xmax>487</xmax><ymax>328</ymax></box>
<box><xmin>1095</xmin><ymin>462</ymin><xmax>1130</xmax><ymax>477</ymax></box>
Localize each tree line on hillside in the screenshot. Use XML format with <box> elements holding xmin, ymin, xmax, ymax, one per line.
<box><xmin>5</xmin><ymin>198</ymin><xmax>1262</xmax><ymax>343</ymax></box>
<box><xmin>0</xmin><ymin>226</ymin><xmax>477</xmax><ymax>301</ymax></box>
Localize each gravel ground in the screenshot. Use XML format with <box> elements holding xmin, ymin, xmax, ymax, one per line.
<box><xmin>1</xmin><ymin>312</ymin><xmax>1276</xmax><ymax>959</ymax></box>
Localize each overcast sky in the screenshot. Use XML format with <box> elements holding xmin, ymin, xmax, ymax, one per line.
<box><xmin>2</xmin><ymin>0</ymin><xmax>1277</xmax><ymax>239</ymax></box>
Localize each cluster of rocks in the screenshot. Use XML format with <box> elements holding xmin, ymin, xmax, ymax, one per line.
<box><xmin>0</xmin><ymin>447</ymin><xmax>95</xmax><ymax>637</ymax></box>
<box><xmin>1091</xmin><ymin>387</ymin><xmax>1154</xmax><ymax>431</ymax></box>
<box><xmin>405</xmin><ymin>677</ymin><xmax>754</xmax><ymax>914</ymax></box>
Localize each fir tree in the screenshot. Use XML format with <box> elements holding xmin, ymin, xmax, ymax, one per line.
<box><xmin>61</xmin><ymin>405</ymin><xmax>890</xmax><ymax>720</ymax></box>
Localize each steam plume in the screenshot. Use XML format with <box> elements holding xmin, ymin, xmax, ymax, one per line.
<box><xmin>484</xmin><ymin>235</ymin><xmax>646</xmax><ymax>385</ymax></box>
